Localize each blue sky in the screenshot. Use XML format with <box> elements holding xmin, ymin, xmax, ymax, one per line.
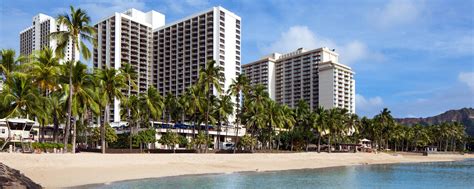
<box><xmin>0</xmin><ymin>0</ymin><xmax>473</xmax><ymax>118</ymax></box>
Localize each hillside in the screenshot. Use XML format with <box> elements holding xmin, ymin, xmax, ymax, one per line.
<box><xmin>396</xmin><ymin>108</ymin><xmax>474</xmax><ymax>136</ymax></box>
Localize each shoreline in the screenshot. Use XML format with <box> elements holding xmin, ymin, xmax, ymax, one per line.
<box><xmin>79</xmin><ymin>158</ymin><xmax>473</xmax><ymax>188</ymax></box>
<box><xmin>0</xmin><ymin>152</ymin><xmax>472</xmax><ymax>188</ymax></box>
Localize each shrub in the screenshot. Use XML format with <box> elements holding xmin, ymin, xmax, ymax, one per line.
<box><xmin>31</xmin><ymin>142</ymin><xmax>68</xmax><ymax>152</ymax></box>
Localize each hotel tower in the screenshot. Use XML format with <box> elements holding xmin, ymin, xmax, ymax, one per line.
<box><xmin>243</xmin><ymin>47</ymin><xmax>355</xmax><ymax>113</ymax></box>
<box><xmin>93</xmin><ymin>7</ymin><xmax>241</xmax><ymax>123</ymax></box>
<box><xmin>19</xmin><ymin>13</ymin><xmax>77</xmax><ymax>62</ymax></box>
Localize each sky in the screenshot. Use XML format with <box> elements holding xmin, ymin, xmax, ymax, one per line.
<box><xmin>0</xmin><ymin>0</ymin><xmax>473</xmax><ymax>118</ymax></box>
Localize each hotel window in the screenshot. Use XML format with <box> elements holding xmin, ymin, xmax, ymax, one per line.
<box><xmin>1</xmin><ymin>129</ymin><xmax>4</xmax><ymax>134</ymax></box>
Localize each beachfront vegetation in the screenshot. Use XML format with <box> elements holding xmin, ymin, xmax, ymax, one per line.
<box><xmin>0</xmin><ymin>5</ymin><xmax>472</xmax><ymax>154</ymax></box>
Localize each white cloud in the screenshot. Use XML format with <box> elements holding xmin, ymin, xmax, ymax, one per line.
<box><xmin>458</xmin><ymin>72</ymin><xmax>474</xmax><ymax>92</ymax></box>
<box><xmin>433</xmin><ymin>36</ymin><xmax>474</xmax><ymax>56</ymax></box>
<box><xmin>373</xmin><ymin>0</ymin><xmax>422</xmax><ymax>29</ymax></box>
<box><xmin>262</xmin><ymin>25</ymin><xmax>383</xmax><ymax>65</ymax></box>
<box><xmin>356</xmin><ymin>94</ymin><xmax>384</xmax><ymax>117</ymax></box>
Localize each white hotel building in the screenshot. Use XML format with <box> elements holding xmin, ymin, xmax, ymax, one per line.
<box><xmin>20</xmin><ymin>13</ymin><xmax>77</xmax><ymax>62</ymax></box>
<box><xmin>243</xmin><ymin>47</ymin><xmax>355</xmax><ymax>113</ymax></box>
<box><xmin>93</xmin><ymin>9</ymin><xmax>165</xmax><ymax>123</ymax></box>
<box><xmin>93</xmin><ymin>7</ymin><xmax>241</xmax><ymax>124</ymax></box>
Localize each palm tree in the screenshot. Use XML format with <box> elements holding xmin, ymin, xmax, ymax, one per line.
<box><xmin>278</xmin><ymin>105</ymin><xmax>295</xmax><ymax>151</ymax></box>
<box><xmin>310</xmin><ymin>106</ymin><xmax>327</xmax><ymax>153</ymax></box>
<box><xmin>48</xmin><ymin>91</ymin><xmax>67</xmax><ymax>142</ymax></box>
<box><xmin>121</xmin><ymin>94</ymin><xmax>140</xmax><ymax>150</ymax></box>
<box><xmin>95</xmin><ymin>68</ymin><xmax>126</xmax><ymax>153</ymax></box>
<box><xmin>120</xmin><ymin>63</ymin><xmax>137</xmax><ymax>143</ymax></box>
<box><xmin>23</xmin><ymin>48</ymin><xmax>60</xmax><ymax>142</ymax></box>
<box><xmin>326</xmin><ymin>108</ymin><xmax>341</xmax><ymax>153</ymax></box>
<box><xmin>264</xmin><ymin>100</ymin><xmax>283</xmax><ymax>150</ymax></box>
<box><xmin>164</xmin><ymin>93</ymin><xmax>177</xmax><ymax>125</ymax></box>
<box><xmin>50</xmin><ymin>5</ymin><xmax>96</xmax><ymax>152</ymax></box>
<box><xmin>374</xmin><ymin>108</ymin><xmax>395</xmax><ymax>150</ymax></box>
<box><xmin>197</xmin><ymin>60</ymin><xmax>223</xmax><ymax>151</ymax></box>
<box><xmin>69</xmin><ymin>62</ymin><xmax>97</xmax><ymax>153</ymax></box>
<box><xmin>183</xmin><ymin>85</ymin><xmax>203</xmax><ymax>141</ymax></box>
<box><xmin>140</xmin><ymin>87</ymin><xmax>164</xmax><ymax>123</ymax></box>
<box><xmin>388</xmin><ymin>123</ymin><xmax>402</xmax><ymax>151</ymax></box>
<box><xmin>0</xmin><ymin>73</ymin><xmax>41</xmax><ymax>119</ymax></box>
<box><xmin>243</xmin><ymin>84</ymin><xmax>269</xmax><ymax>151</ymax></box>
<box><xmin>294</xmin><ymin>99</ymin><xmax>311</xmax><ymax>151</ymax></box>
<box><xmin>216</xmin><ymin>94</ymin><xmax>234</xmax><ymax>150</ymax></box>
<box><xmin>228</xmin><ymin>74</ymin><xmax>250</xmax><ymax>153</ymax></box>
<box><xmin>0</xmin><ymin>49</ymin><xmax>25</xmax><ymax>82</ymax></box>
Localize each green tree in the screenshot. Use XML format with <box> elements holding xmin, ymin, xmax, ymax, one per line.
<box><xmin>159</xmin><ymin>130</ymin><xmax>180</xmax><ymax>153</ymax></box>
<box><xmin>23</xmin><ymin>48</ymin><xmax>61</xmax><ymax>142</ymax></box>
<box><xmin>216</xmin><ymin>94</ymin><xmax>234</xmax><ymax>149</ymax></box>
<box><xmin>264</xmin><ymin>100</ymin><xmax>283</xmax><ymax>150</ymax></box>
<box><xmin>135</xmin><ymin>128</ymin><xmax>156</xmax><ymax>152</ymax></box>
<box><xmin>192</xmin><ymin>131</ymin><xmax>211</xmax><ymax>152</ymax></box>
<box><xmin>197</xmin><ymin>60</ymin><xmax>223</xmax><ymax>151</ymax></box>
<box><xmin>313</xmin><ymin>106</ymin><xmax>327</xmax><ymax>153</ymax></box>
<box><xmin>0</xmin><ymin>73</ymin><xmax>41</xmax><ymax>119</ymax></box>
<box><xmin>50</xmin><ymin>6</ymin><xmax>96</xmax><ymax>152</ymax></box>
<box><xmin>228</xmin><ymin>74</ymin><xmax>250</xmax><ymax>153</ymax></box>
<box><xmin>140</xmin><ymin>87</ymin><xmax>164</xmax><ymax>122</ymax></box>
<box><xmin>277</xmin><ymin>105</ymin><xmax>295</xmax><ymax>151</ymax></box>
<box><xmin>120</xmin><ymin>62</ymin><xmax>138</xmax><ymax>148</ymax></box>
<box><xmin>0</xmin><ymin>49</ymin><xmax>25</xmax><ymax>82</ymax></box>
<box><xmin>95</xmin><ymin>67</ymin><xmax>126</xmax><ymax>153</ymax></box>
<box><xmin>294</xmin><ymin>99</ymin><xmax>311</xmax><ymax>151</ymax></box>
<box><xmin>91</xmin><ymin>123</ymin><xmax>118</xmax><ymax>148</ymax></box>
<box><xmin>68</xmin><ymin>62</ymin><xmax>97</xmax><ymax>153</ymax></box>
<box><xmin>239</xmin><ymin>134</ymin><xmax>256</xmax><ymax>151</ymax></box>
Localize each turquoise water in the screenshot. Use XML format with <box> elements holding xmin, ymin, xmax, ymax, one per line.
<box><xmin>89</xmin><ymin>159</ymin><xmax>474</xmax><ymax>189</ymax></box>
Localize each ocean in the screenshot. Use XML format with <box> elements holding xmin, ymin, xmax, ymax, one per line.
<box><xmin>87</xmin><ymin>159</ymin><xmax>474</xmax><ymax>189</ymax></box>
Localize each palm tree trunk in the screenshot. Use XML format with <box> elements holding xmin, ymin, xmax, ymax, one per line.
<box><xmin>53</xmin><ymin>113</ymin><xmax>59</xmax><ymax>143</ymax></box>
<box><xmin>217</xmin><ymin>120</ymin><xmax>221</xmax><ymax>150</ymax></box>
<box><xmin>317</xmin><ymin>135</ymin><xmax>321</xmax><ymax>153</ymax></box>
<box><xmin>233</xmin><ymin>110</ymin><xmax>240</xmax><ymax>153</ymax></box>
<box><xmin>129</xmin><ymin>125</ymin><xmax>133</xmax><ymax>152</ymax></box>
<box><xmin>205</xmin><ymin>93</ymin><xmax>210</xmax><ymax>153</ymax></box>
<box><xmin>269</xmin><ymin>124</ymin><xmax>273</xmax><ymax>151</ymax></box>
<box><xmin>102</xmin><ymin>103</ymin><xmax>109</xmax><ymax>154</ymax></box>
<box><xmin>445</xmin><ymin>139</ymin><xmax>448</xmax><ymax>152</ymax></box>
<box><xmin>328</xmin><ymin>135</ymin><xmax>332</xmax><ymax>153</ymax></box>
<box><xmin>40</xmin><ymin>124</ymin><xmax>45</xmax><ymax>143</ymax></box>
<box><xmin>72</xmin><ymin>116</ymin><xmax>77</xmax><ymax>153</ymax></box>
<box><xmin>128</xmin><ymin>83</ymin><xmax>132</xmax><ymax>152</ymax></box>
<box><xmin>63</xmin><ymin>47</ymin><xmax>74</xmax><ymax>153</ymax></box>
<box><xmin>234</xmin><ymin>121</ymin><xmax>240</xmax><ymax>153</ymax></box>
<box><xmin>277</xmin><ymin>134</ymin><xmax>281</xmax><ymax>151</ymax></box>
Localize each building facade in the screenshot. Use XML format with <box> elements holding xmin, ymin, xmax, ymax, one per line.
<box><xmin>93</xmin><ymin>7</ymin><xmax>241</xmax><ymax>123</ymax></box>
<box><xmin>93</xmin><ymin>9</ymin><xmax>165</xmax><ymax>123</ymax></box>
<box><xmin>243</xmin><ymin>47</ymin><xmax>355</xmax><ymax>113</ymax></box>
<box><xmin>152</xmin><ymin>7</ymin><xmax>241</xmax><ymax>121</ymax></box>
<box><xmin>19</xmin><ymin>13</ymin><xmax>76</xmax><ymax>62</ymax></box>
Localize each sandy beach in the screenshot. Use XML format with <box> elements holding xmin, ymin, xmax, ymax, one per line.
<box><xmin>0</xmin><ymin>152</ymin><xmax>472</xmax><ymax>188</ymax></box>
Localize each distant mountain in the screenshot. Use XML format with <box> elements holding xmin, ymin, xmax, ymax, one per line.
<box><xmin>395</xmin><ymin>108</ymin><xmax>474</xmax><ymax>136</ymax></box>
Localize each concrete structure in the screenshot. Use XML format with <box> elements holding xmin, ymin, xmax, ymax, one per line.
<box><xmin>318</xmin><ymin>61</ymin><xmax>355</xmax><ymax>113</ymax></box>
<box><xmin>93</xmin><ymin>7</ymin><xmax>241</xmax><ymax>124</ymax></box>
<box><xmin>243</xmin><ymin>47</ymin><xmax>355</xmax><ymax>113</ymax></box>
<box><xmin>93</xmin><ymin>9</ymin><xmax>165</xmax><ymax>123</ymax></box>
<box><xmin>0</xmin><ymin>118</ymin><xmax>38</xmax><ymax>151</ymax></box>
<box><xmin>152</xmin><ymin>123</ymin><xmax>245</xmax><ymax>150</ymax></box>
<box><xmin>152</xmin><ymin>7</ymin><xmax>241</xmax><ymax>122</ymax></box>
<box><xmin>19</xmin><ymin>13</ymin><xmax>77</xmax><ymax>62</ymax></box>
